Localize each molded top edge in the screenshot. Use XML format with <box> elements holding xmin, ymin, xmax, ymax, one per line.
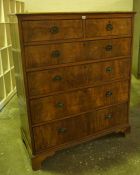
<box><xmin>15</xmin><ymin>11</ymin><xmax>136</xmax><ymax>16</ymax></box>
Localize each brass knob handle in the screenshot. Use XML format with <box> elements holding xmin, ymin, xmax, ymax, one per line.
<box><xmin>58</xmin><ymin>127</ymin><xmax>67</xmax><ymax>134</ymax></box>
<box><xmin>53</xmin><ymin>75</ymin><xmax>62</xmax><ymax>81</ymax></box>
<box><xmin>105</xmin><ymin>114</ymin><xmax>112</xmax><ymax>120</ymax></box>
<box><xmin>106</xmin><ymin>91</ymin><xmax>113</xmax><ymax>97</ymax></box>
<box><xmin>51</xmin><ymin>50</ymin><xmax>60</xmax><ymax>58</ymax></box>
<box><xmin>50</xmin><ymin>26</ymin><xmax>59</xmax><ymax>34</ymax></box>
<box><xmin>105</xmin><ymin>45</ymin><xmax>112</xmax><ymax>51</ymax></box>
<box><xmin>106</xmin><ymin>67</ymin><xmax>112</xmax><ymax>73</ymax></box>
<box><xmin>56</xmin><ymin>102</ymin><xmax>64</xmax><ymax>109</ymax></box>
<box><xmin>106</xmin><ymin>23</ymin><xmax>113</xmax><ymax>31</ymax></box>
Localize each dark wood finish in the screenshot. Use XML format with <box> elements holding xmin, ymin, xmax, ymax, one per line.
<box><xmin>22</xmin><ymin>19</ymin><xmax>83</xmax><ymax>42</ymax></box>
<box><xmin>30</xmin><ymin>80</ymin><xmax>129</xmax><ymax>124</ymax></box>
<box><xmin>28</xmin><ymin>59</ymin><xmax>130</xmax><ymax>96</ymax></box>
<box><xmin>15</xmin><ymin>12</ymin><xmax>134</xmax><ymax>170</ymax></box>
<box><xmin>87</xmin><ymin>38</ymin><xmax>131</xmax><ymax>60</ymax></box>
<box><xmin>25</xmin><ymin>38</ymin><xmax>131</xmax><ymax>69</ymax></box>
<box><xmin>86</xmin><ymin>18</ymin><xmax>132</xmax><ymax>38</ymax></box>
<box><xmin>33</xmin><ymin>103</ymin><xmax>128</xmax><ymax>152</ymax></box>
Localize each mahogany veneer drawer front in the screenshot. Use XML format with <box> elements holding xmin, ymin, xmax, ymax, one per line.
<box><xmin>28</xmin><ymin>59</ymin><xmax>130</xmax><ymax>97</ymax></box>
<box><xmin>22</xmin><ymin>19</ymin><xmax>83</xmax><ymax>42</ymax></box>
<box><xmin>33</xmin><ymin>103</ymin><xmax>128</xmax><ymax>152</ymax></box>
<box><xmin>25</xmin><ymin>38</ymin><xmax>131</xmax><ymax>69</ymax></box>
<box><xmin>30</xmin><ymin>81</ymin><xmax>129</xmax><ymax>124</ymax></box>
<box><xmin>22</xmin><ymin>17</ymin><xmax>131</xmax><ymax>43</ymax></box>
<box><xmin>86</xmin><ymin>18</ymin><xmax>132</xmax><ymax>38</ymax></box>
<box><xmin>16</xmin><ymin>12</ymin><xmax>134</xmax><ymax>170</ymax></box>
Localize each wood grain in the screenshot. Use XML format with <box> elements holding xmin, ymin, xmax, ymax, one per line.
<box><xmin>25</xmin><ymin>38</ymin><xmax>131</xmax><ymax>69</ymax></box>
<box><xmin>22</xmin><ymin>20</ymin><xmax>83</xmax><ymax>42</ymax></box>
<box><xmin>33</xmin><ymin>103</ymin><xmax>128</xmax><ymax>152</ymax></box>
<box><xmin>86</xmin><ymin>18</ymin><xmax>132</xmax><ymax>38</ymax></box>
<box><xmin>15</xmin><ymin>12</ymin><xmax>134</xmax><ymax>170</ymax></box>
<box><xmin>30</xmin><ymin>81</ymin><xmax>129</xmax><ymax>124</ymax></box>
<box><xmin>28</xmin><ymin>59</ymin><xmax>130</xmax><ymax>97</ymax></box>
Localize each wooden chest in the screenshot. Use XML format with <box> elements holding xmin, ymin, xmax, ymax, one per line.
<box><xmin>16</xmin><ymin>12</ymin><xmax>134</xmax><ymax>170</ymax></box>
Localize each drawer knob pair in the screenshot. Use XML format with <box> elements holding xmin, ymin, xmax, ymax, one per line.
<box><xmin>106</xmin><ymin>23</ymin><xmax>113</xmax><ymax>31</ymax></box>
<box><xmin>50</xmin><ymin>26</ymin><xmax>59</xmax><ymax>34</ymax></box>
<box><xmin>105</xmin><ymin>114</ymin><xmax>112</xmax><ymax>120</ymax></box>
<box><xmin>58</xmin><ymin>127</ymin><xmax>67</xmax><ymax>133</ymax></box>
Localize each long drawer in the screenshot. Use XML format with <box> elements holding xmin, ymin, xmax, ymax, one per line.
<box><xmin>28</xmin><ymin>59</ymin><xmax>130</xmax><ymax>97</ymax></box>
<box><xmin>30</xmin><ymin>81</ymin><xmax>129</xmax><ymax>124</ymax></box>
<box><xmin>25</xmin><ymin>38</ymin><xmax>131</xmax><ymax>69</ymax></box>
<box><xmin>33</xmin><ymin>103</ymin><xmax>128</xmax><ymax>152</ymax></box>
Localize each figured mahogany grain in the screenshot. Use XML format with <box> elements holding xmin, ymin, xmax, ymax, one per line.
<box><xmin>28</xmin><ymin>59</ymin><xmax>130</xmax><ymax>97</ymax></box>
<box><xmin>87</xmin><ymin>38</ymin><xmax>131</xmax><ymax>60</ymax></box>
<box><xmin>30</xmin><ymin>81</ymin><xmax>129</xmax><ymax>124</ymax></box>
<box><xmin>22</xmin><ymin>19</ymin><xmax>83</xmax><ymax>43</ymax></box>
<box><xmin>33</xmin><ymin>103</ymin><xmax>128</xmax><ymax>152</ymax></box>
<box><xmin>86</xmin><ymin>18</ymin><xmax>132</xmax><ymax>38</ymax></box>
<box><xmin>15</xmin><ymin>12</ymin><xmax>134</xmax><ymax>170</ymax></box>
<box><xmin>25</xmin><ymin>38</ymin><xmax>131</xmax><ymax>69</ymax></box>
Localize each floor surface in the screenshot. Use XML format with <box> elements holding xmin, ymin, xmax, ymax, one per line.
<box><xmin>0</xmin><ymin>76</ymin><xmax>140</xmax><ymax>175</ymax></box>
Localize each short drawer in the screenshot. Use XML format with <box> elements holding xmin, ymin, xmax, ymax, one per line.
<box><xmin>30</xmin><ymin>81</ymin><xmax>129</xmax><ymax>124</ymax></box>
<box><xmin>86</xmin><ymin>18</ymin><xmax>132</xmax><ymax>38</ymax></box>
<box><xmin>25</xmin><ymin>38</ymin><xmax>131</xmax><ymax>69</ymax></box>
<box><xmin>28</xmin><ymin>59</ymin><xmax>130</xmax><ymax>97</ymax></box>
<box><xmin>22</xmin><ymin>19</ymin><xmax>83</xmax><ymax>43</ymax></box>
<box><xmin>33</xmin><ymin>103</ymin><xmax>128</xmax><ymax>152</ymax></box>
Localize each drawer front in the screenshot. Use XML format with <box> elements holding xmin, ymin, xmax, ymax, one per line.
<box><xmin>86</xmin><ymin>18</ymin><xmax>132</xmax><ymax>38</ymax></box>
<box><xmin>28</xmin><ymin>59</ymin><xmax>130</xmax><ymax>97</ymax></box>
<box><xmin>25</xmin><ymin>41</ymin><xmax>85</xmax><ymax>69</ymax></box>
<box><xmin>22</xmin><ymin>20</ymin><xmax>83</xmax><ymax>42</ymax></box>
<box><xmin>94</xmin><ymin>103</ymin><xmax>128</xmax><ymax>132</ymax></box>
<box><xmin>33</xmin><ymin>103</ymin><xmax>128</xmax><ymax>152</ymax></box>
<box><xmin>30</xmin><ymin>81</ymin><xmax>129</xmax><ymax>124</ymax></box>
<box><xmin>25</xmin><ymin>38</ymin><xmax>131</xmax><ymax>69</ymax></box>
<box><xmin>87</xmin><ymin>38</ymin><xmax>131</xmax><ymax>60</ymax></box>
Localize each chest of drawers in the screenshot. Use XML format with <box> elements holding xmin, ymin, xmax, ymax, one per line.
<box><xmin>16</xmin><ymin>12</ymin><xmax>134</xmax><ymax>170</ymax></box>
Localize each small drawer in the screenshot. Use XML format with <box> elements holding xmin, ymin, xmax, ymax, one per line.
<box><xmin>25</xmin><ymin>38</ymin><xmax>131</xmax><ymax>69</ymax></box>
<box><xmin>22</xmin><ymin>19</ymin><xmax>83</xmax><ymax>43</ymax></box>
<box><xmin>30</xmin><ymin>81</ymin><xmax>129</xmax><ymax>124</ymax></box>
<box><xmin>86</xmin><ymin>18</ymin><xmax>132</xmax><ymax>38</ymax></box>
<box><xmin>28</xmin><ymin>59</ymin><xmax>130</xmax><ymax>97</ymax></box>
<box><xmin>33</xmin><ymin>103</ymin><xmax>128</xmax><ymax>152</ymax></box>
<box><xmin>94</xmin><ymin>103</ymin><xmax>128</xmax><ymax>132</ymax></box>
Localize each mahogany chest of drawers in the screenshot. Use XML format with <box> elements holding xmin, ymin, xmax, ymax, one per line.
<box><xmin>16</xmin><ymin>12</ymin><xmax>134</xmax><ymax>170</ymax></box>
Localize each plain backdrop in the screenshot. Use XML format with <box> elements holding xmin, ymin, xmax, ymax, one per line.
<box><xmin>22</xmin><ymin>0</ymin><xmax>133</xmax><ymax>12</ymax></box>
